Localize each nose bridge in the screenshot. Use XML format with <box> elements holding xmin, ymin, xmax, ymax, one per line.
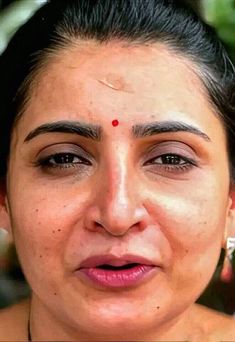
<box><xmin>96</xmin><ymin>142</ymin><xmax>147</xmax><ymax>235</ymax></box>
<box><xmin>104</xmin><ymin>141</ymin><xmax>133</xmax><ymax>211</ymax></box>
<box><xmin>107</xmin><ymin>153</ymin><xmax>131</xmax><ymax>214</ymax></box>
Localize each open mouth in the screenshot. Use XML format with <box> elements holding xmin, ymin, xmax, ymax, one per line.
<box><xmin>76</xmin><ymin>262</ymin><xmax>157</xmax><ymax>287</ymax></box>
<box><xmin>96</xmin><ymin>263</ymin><xmax>140</xmax><ymax>270</ymax></box>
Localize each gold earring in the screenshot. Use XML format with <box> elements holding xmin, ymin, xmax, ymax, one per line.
<box><xmin>220</xmin><ymin>237</ymin><xmax>235</xmax><ymax>283</ymax></box>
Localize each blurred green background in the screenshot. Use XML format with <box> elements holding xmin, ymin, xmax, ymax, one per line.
<box><xmin>0</xmin><ymin>0</ymin><xmax>235</xmax><ymax>315</ymax></box>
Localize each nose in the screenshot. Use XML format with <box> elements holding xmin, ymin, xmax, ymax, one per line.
<box><xmin>85</xmin><ymin>160</ymin><xmax>150</xmax><ymax>236</ymax></box>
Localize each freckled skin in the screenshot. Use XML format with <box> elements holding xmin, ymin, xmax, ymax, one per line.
<box><xmin>2</xmin><ymin>42</ymin><xmax>235</xmax><ymax>340</ymax></box>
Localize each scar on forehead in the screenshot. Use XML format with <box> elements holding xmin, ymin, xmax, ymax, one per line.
<box><xmin>98</xmin><ymin>73</ymin><xmax>133</xmax><ymax>93</ymax></box>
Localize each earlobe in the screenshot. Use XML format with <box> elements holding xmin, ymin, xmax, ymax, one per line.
<box><xmin>223</xmin><ymin>192</ymin><xmax>235</xmax><ymax>249</ymax></box>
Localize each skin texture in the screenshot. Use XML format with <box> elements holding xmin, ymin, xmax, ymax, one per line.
<box><xmin>0</xmin><ymin>42</ymin><xmax>235</xmax><ymax>341</ymax></box>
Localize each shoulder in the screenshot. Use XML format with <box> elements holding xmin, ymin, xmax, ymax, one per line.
<box><xmin>193</xmin><ymin>303</ymin><xmax>235</xmax><ymax>340</ymax></box>
<box><xmin>0</xmin><ymin>297</ymin><xmax>30</xmax><ymax>341</ymax></box>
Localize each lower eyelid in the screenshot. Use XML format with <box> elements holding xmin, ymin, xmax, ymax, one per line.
<box><xmin>36</xmin><ymin>160</ymin><xmax>91</xmax><ymax>174</ymax></box>
<box><xmin>145</xmin><ymin>163</ymin><xmax>195</xmax><ymax>177</ymax></box>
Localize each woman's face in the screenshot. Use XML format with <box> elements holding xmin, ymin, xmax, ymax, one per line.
<box><xmin>4</xmin><ymin>42</ymin><xmax>235</xmax><ymax>338</ymax></box>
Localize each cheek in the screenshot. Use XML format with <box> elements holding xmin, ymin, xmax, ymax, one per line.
<box><xmin>146</xmin><ymin>173</ymin><xmax>228</xmax><ymax>247</ymax></box>
<box><xmin>146</xmin><ymin>180</ymin><xmax>227</xmax><ymax>290</ymax></box>
<box><xmin>8</xmin><ymin>182</ymin><xmax>91</xmax><ymax>283</ymax></box>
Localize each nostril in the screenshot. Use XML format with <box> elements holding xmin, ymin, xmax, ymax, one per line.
<box><xmin>95</xmin><ymin>222</ymin><xmax>104</xmax><ymax>228</ymax></box>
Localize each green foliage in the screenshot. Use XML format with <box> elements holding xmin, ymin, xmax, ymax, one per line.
<box><xmin>1</xmin><ymin>0</ymin><xmax>235</xmax><ymax>60</ymax></box>
<box><xmin>0</xmin><ymin>0</ymin><xmax>46</xmax><ymax>54</ymax></box>
<box><xmin>203</xmin><ymin>0</ymin><xmax>235</xmax><ymax>60</ymax></box>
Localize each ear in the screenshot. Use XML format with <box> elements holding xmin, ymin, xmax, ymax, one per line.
<box><xmin>222</xmin><ymin>190</ymin><xmax>235</xmax><ymax>249</ymax></box>
<box><xmin>0</xmin><ymin>178</ymin><xmax>13</xmax><ymax>240</ymax></box>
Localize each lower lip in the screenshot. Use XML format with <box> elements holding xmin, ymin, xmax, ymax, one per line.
<box><xmin>76</xmin><ymin>264</ymin><xmax>157</xmax><ymax>288</ymax></box>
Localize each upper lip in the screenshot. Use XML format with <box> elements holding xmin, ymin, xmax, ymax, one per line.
<box><xmin>78</xmin><ymin>254</ymin><xmax>157</xmax><ymax>269</ymax></box>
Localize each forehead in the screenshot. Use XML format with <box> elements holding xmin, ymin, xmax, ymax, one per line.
<box><xmin>15</xmin><ymin>41</ymin><xmax>224</xmax><ymax>140</ymax></box>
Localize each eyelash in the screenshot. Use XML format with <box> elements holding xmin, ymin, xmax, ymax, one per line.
<box><xmin>144</xmin><ymin>153</ymin><xmax>197</xmax><ymax>172</ymax></box>
<box><xmin>36</xmin><ymin>152</ymin><xmax>197</xmax><ymax>173</ymax></box>
<box><xmin>37</xmin><ymin>153</ymin><xmax>92</xmax><ymax>170</ymax></box>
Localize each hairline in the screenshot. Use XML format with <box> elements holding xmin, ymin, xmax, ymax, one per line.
<box><xmin>14</xmin><ymin>36</ymin><xmax>225</xmax><ymax>124</ymax></box>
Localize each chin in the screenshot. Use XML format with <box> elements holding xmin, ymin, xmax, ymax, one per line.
<box><xmin>84</xmin><ymin>302</ymin><xmax>157</xmax><ymax>330</ymax></box>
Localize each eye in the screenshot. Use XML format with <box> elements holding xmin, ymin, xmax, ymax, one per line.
<box><xmin>148</xmin><ymin>154</ymin><xmax>189</xmax><ymax>165</ymax></box>
<box><xmin>144</xmin><ymin>153</ymin><xmax>197</xmax><ymax>174</ymax></box>
<box><xmin>38</xmin><ymin>152</ymin><xmax>92</xmax><ymax>169</ymax></box>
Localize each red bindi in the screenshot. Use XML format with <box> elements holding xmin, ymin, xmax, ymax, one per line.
<box><xmin>112</xmin><ymin>119</ymin><xmax>119</xmax><ymax>127</ymax></box>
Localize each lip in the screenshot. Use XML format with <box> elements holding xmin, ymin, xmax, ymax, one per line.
<box><xmin>75</xmin><ymin>254</ymin><xmax>160</xmax><ymax>289</ymax></box>
<box><xmin>78</xmin><ymin>253</ymin><xmax>157</xmax><ymax>268</ymax></box>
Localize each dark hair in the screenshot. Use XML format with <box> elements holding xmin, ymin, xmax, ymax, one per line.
<box><xmin>0</xmin><ymin>0</ymin><xmax>234</xmax><ymax>182</ymax></box>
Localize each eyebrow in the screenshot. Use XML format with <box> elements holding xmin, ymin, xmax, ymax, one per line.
<box><xmin>132</xmin><ymin>121</ymin><xmax>211</xmax><ymax>141</ymax></box>
<box><xmin>24</xmin><ymin>120</ymin><xmax>102</xmax><ymax>142</ymax></box>
<box><xmin>24</xmin><ymin>120</ymin><xmax>211</xmax><ymax>143</ymax></box>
